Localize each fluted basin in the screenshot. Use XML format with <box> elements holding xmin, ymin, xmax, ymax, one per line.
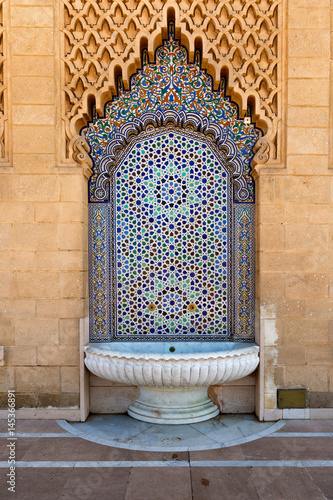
<box><xmin>84</xmin><ymin>342</ymin><xmax>260</xmax><ymax>424</ymax></box>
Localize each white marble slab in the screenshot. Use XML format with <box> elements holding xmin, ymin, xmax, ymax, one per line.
<box><xmin>58</xmin><ymin>414</ymin><xmax>285</xmax><ymax>452</ymax></box>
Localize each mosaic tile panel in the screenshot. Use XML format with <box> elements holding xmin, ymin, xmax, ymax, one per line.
<box><xmin>114</xmin><ymin>130</ymin><xmax>231</xmax><ymax>340</ymax></box>
<box><xmin>87</xmin><ymin>30</ymin><xmax>257</xmax><ymax>342</ymax></box>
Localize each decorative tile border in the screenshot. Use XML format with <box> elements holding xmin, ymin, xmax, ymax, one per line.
<box><xmin>233</xmin><ymin>204</ymin><xmax>255</xmax><ymax>340</ymax></box>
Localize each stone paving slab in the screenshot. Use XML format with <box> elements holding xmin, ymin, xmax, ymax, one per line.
<box><xmin>0</xmin><ymin>416</ymin><xmax>333</xmax><ymax>500</ymax></box>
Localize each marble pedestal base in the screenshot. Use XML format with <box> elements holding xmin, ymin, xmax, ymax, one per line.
<box><xmin>128</xmin><ymin>387</ymin><xmax>220</xmax><ymax>424</ymax></box>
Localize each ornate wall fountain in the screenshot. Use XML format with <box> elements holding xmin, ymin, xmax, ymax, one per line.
<box><xmin>86</xmin><ymin>26</ymin><xmax>259</xmax><ymax>344</ymax></box>
<box><xmin>82</xmin><ymin>26</ymin><xmax>261</xmax><ymax>423</ymax></box>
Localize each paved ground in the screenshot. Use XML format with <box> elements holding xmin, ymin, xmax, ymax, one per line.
<box><xmin>1</xmin><ymin>417</ymin><xmax>333</xmax><ymax>499</ymax></box>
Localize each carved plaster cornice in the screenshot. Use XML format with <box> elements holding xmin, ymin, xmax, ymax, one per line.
<box><xmin>60</xmin><ymin>0</ymin><xmax>284</xmax><ymax>168</ymax></box>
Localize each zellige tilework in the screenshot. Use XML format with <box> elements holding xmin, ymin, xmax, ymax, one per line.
<box><xmin>86</xmin><ymin>27</ymin><xmax>258</xmax><ymax>342</ymax></box>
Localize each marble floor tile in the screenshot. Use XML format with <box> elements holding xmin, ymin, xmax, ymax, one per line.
<box><xmin>132</xmin><ymin>449</ymin><xmax>189</xmax><ymax>461</ymax></box>
<box><xmin>125</xmin><ymin>467</ymin><xmax>192</xmax><ymax>500</ymax></box>
<box><xmin>189</xmin><ymin>444</ymin><xmax>245</xmax><ymax>461</ymax></box>
<box><xmin>189</xmin><ymin>417</ymin><xmax>245</xmax><ymax>443</ymax></box>
<box><xmin>250</xmin><ymin>467</ymin><xmax>325</xmax><ymax>500</ymax></box>
<box><xmin>15</xmin><ymin>420</ymin><xmax>68</xmax><ymax>433</ymax></box>
<box><xmin>280</xmin><ymin>420</ymin><xmax>333</xmax><ymax>433</ymax></box>
<box><xmin>84</xmin><ymin>414</ymin><xmax>152</xmax><ymax>432</ymax></box>
<box><xmin>71</xmin><ymin>414</ymin><xmax>152</xmax><ymax>441</ymax></box>
<box><xmin>0</xmin><ymin>420</ymin><xmax>10</xmax><ymax>432</ymax></box>
<box><xmin>306</xmin><ymin>467</ymin><xmax>333</xmax><ymax>500</ymax></box>
<box><xmin>60</xmin><ymin>467</ymin><xmax>131</xmax><ymax>500</ymax></box>
<box><xmin>125</xmin><ymin>422</ymin><xmax>217</xmax><ymax>450</ymax></box>
<box><xmin>0</xmin><ymin>468</ymin><xmax>72</xmax><ymax>500</ymax></box>
<box><xmin>241</xmin><ymin>437</ymin><xmax>333</xmax><ymax>461</ymax></box>
<box><xmin>20</xmin><ymin>437</ymin><xmax>135</xmax><ymax>462</ymax></box>
<box><xmin>0</xmin><ymin>437</ymin><xmax>39</xmax><ymax>461</ymax></box>
<box><xmin>191</xmin><ymin>466</ymin><xmax>259</xmax><ymax>500</ymax></box>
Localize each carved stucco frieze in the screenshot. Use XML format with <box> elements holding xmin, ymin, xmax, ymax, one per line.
<box><xmin>60</xmin><ymin>0</ymin><xmax>283</xmax><ymax>167</ymax></box>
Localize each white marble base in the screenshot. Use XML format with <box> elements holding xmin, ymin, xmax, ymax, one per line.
<box><xmin>61</xmin><ymin>414</ymin><xmax>285</xmax><ymax>451</ymax></box>
<box><xmin>128</xmin><ymin>387</ymin><xmax>220</xmax><ymax>424</ymax></box>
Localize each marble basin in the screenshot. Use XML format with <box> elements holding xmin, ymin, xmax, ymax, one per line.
<box><xmin>84</xmin><ymin>342</ymin><xmax>260</xmax><ymax>424</ymax></box>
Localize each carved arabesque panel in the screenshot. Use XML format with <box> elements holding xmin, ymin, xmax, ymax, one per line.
<box><xmin>60</xmin><ymin>0</ymin><xmax>283</xmax><ymax>166</ymax></box>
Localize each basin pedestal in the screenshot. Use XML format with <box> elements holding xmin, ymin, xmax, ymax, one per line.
<box><xmin>128</xmin><ymin>387</ymin><xmax>219</xmax><ymax>424</ymax></box>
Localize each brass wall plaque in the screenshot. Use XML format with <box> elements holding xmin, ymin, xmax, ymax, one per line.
<box><xmin>277</xmin><ymin>389</ymin><xmax>307</xmax><ymax>409</ymax></box>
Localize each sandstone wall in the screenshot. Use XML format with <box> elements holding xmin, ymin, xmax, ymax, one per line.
<box><xmin>0</xmin><ymin>0</ymin><xmax>332</xmax><ymax>419</ymax></box>
<box><xmin>258</xmin><ymin>0</ymin><xmax>333</xmax><ymax>418</ymax></box>
<box><xmin>0</xmin><ymin>0</ymin><xmax>87</xmax><ymax>413</ymax></box>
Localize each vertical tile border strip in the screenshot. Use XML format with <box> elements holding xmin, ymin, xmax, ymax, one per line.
<box><xmin>89</xmin><ymin>203</ymin><xmax>110</xmax><ymax>342</ymax></box>
<box><xmin>233</xmin><ymin>204</ymin><xmax>255</xmax><ymax>341</ymax></box>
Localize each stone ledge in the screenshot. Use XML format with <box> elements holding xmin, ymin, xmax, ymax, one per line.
<box><xmin>263</xmin><ymin>408</ymin><xmax>333</xmax><ymax>421</ymax></box>
<box><xmin>0</xmin><ymin>408</ymin><xmax>81</xmax><ymax>421</ymax></box>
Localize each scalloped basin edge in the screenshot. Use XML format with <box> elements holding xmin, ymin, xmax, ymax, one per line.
<box><xmin>84</xmin><ymin>342</ymin><xmax>260</xmax><ymax>424</ymax></box>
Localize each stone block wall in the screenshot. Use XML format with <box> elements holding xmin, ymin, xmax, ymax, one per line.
<box><xmin>0</xmin><ymin>0</ymin><xmax>88</xmax><ymax>413</ymax></box>
<box><xmin>0</xmin><ymin>0</ymin><xmax>332</xmax><ymax>419</ymax></box>
<box><xmin>258</xmin><ymin>0</ymin><xmax>333</xmax><ymax>418</ymax></box>
<box><xmin>89</xmin><ymin>374</ymin><xmax>256</xmax><ymax>415</ymax></box>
